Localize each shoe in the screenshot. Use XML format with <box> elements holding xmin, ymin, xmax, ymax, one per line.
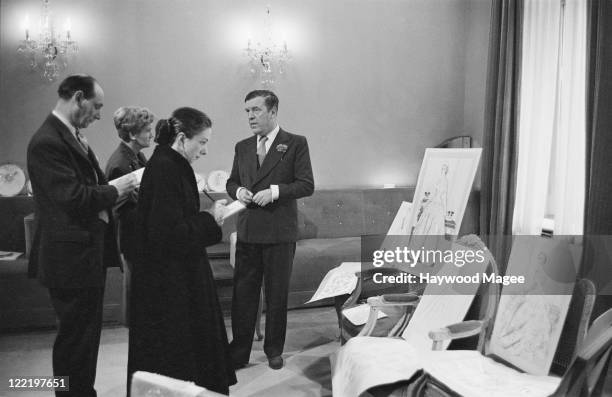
<box><xmin>268</xmin><ymin>356</ymin><xmax>283</xmax><ymax>370</ymax></box>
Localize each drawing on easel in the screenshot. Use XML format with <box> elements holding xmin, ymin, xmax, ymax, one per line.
<box><xmin>408</xmin><ymin>149</ymin><xmax>481</xmax><ymax>240</ymax></box>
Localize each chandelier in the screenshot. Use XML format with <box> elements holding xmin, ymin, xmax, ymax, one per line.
<box><xmin>17</xmin><ymin>0</ymin><xmax>78</xmax><ymax>82</ymax></box>
<box><xmin>245</xmin><ymin>6</ymin><xmax>290</xmax><ymax>86</ymax></box>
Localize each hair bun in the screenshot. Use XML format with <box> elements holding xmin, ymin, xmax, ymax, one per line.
<box><xmin>154</xmin><ymin>118</ymin><xmax>177</xmax><ymax>145</ymax></box>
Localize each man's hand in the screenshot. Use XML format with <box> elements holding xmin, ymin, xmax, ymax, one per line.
<box><xmin>207</xmin><ymin>199</ymin><xmax>227</xmax><ymax>226</ymax></box>
<box><xmin>252</xmin><ymin>189</ymin><xmax>273</xmax><ymax>207</ymax></box>
<box><xmin>109</xmin><ymin>173</ymin><xmax>138</xmax><ymax>201</ymax></box>
<box><xmin>237</xmin><ymin>188</ymin><xmax>253</xmax><ymax>205</ymax></box>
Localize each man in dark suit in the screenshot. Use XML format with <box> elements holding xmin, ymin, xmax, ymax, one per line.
<box><xmin>227</xmin><ymin>90</ymin><xmax>314</xmax><ymax>370</ymax></box>
<box><xmin>27</xmin><ymin>74</ymin><xmax>137</xmax><ymax>397</ymax></box>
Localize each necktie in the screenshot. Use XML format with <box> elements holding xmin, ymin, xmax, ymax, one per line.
<box><xmin>76</xmin><ymin>128</ymin><xmax>108</xmax><ymax>223</ymax></box>
<box><xmin>75</xmin><ymin>129</ymin><xmax>89</xmax><ymax>153</ymax></box>
<box><xmin>257</xmin><ymin>135</ymin><xmax>268</xmax><ymax>168</ymax></box>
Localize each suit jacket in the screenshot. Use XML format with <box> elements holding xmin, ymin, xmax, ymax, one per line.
<box><xmin>27</xmin><ymin>113</ymin><xmax>120</xmax><ymax>288</ymax></box>
<box><xmin>226</xmin><ymin>128</ymin><xmax>314</xmax><ymax>243</ymax></box>
<box><xmin>105</xmin><ymin>142</ymin><xmax>147</xmax><ymax>262</ymax></box>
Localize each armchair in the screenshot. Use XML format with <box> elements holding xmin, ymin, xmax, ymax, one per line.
<box><xmin>411</xmin><ymin>278</ymin><xmax>596</xmax><ymax>396</ymax></box>
<box><xmin>331</xmin><ymin>235</ymin><xmax>500</xmax><ymax>397</ymax></box>
<box><xmin>552</xmin><ymin>307</ymin><xmax>612</xmax><ymax>396</ymax></box>
<box><xmin>337</xmin><ymin>234</ymin><xmax>499</xmax><ymax>344</ymax></box>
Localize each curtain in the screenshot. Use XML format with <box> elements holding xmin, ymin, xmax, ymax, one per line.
<box><xmin>512</xmin><ymin>0</ymin><xmax>587</xmax><ymax>236</ymax></box>
<box><xmin>553</xmin><ymin>0</ymin><xmax>587</xmax><ymax>235</ymax></box>
<box><xmin>584</xmin><ymin>0</ymin><xmax>612</xmax><ymax>319</ymax></box>
<box><xmin>480</xmin><ymin>0</ymin><xmax>523</xmax><ymax>271</ymax></box>
<box><xmin>512</xmin><ymin>0</ymin><xmax>562</xmax><ymax>235</ymax></box>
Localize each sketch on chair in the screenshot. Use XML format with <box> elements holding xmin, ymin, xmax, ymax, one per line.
<box><xmin>489</xmin><ymin>237</ymin><xmax>577</xmax><ymax>375</ymax></box>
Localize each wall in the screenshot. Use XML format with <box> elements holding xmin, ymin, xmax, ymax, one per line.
<box><xmin>463</xmin><ymin>0</ymin><xmax>492</xmax><ymax>146</ymax></box>
<box><xmin>0</xmin><ymin>0</ymin><xmax>491</xmax><ymax>188</ymax></box>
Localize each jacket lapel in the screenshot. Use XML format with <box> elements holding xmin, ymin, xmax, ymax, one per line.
<box><xmin>253</xmin><ymin>129</ymin><xmax>290</xmax><ymax>186</ymax></box>
<box><xmin>244</xmin><ymin>135</ymin><xmax>259</xmax><ymax>188</ymax></box>
<box><xmin>48</xmin><ymin>114</ymin><xmax>103</xmax><ymax>183</ymax></box>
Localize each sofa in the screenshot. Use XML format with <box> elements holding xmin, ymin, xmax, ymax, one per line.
<box><xmin>206</xmin><ymin>187</ymin><xmax>480</xmax><ymax>310</ymax></box>
<box><xmin>0</xmin><ymin>188</ymin><xmax>479</xmax><ymax>331</ymax></box>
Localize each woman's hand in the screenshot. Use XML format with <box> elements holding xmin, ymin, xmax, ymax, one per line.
<box><xmin>207</xmin><ymin>199</ymin><xmax>227</xmax><ymax>226</ymax></box>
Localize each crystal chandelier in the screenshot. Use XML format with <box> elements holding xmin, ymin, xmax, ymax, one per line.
<box><xmin>17</xmin><ymin>0</ymin><xmax>78</xmax><ymax>82</ymax></box>
<box><xmin>245</xmin><ymin>6</ymin><xmax>290</xmax><ymax>86</ymax></box>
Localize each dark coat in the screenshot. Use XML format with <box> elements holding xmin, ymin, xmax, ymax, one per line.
<box><xmin>127</xmin><ymin>145</ymin><xmax>236</xmax><ymax>395</ymax></box>
<box><xmin>105</xmin><ymin>142</ymin><xmax>147</xmax><ymax>262</ymax></box>
<box><xmin>226</xmin><ymin>128</ymin><xmax>314</xmax><ymax>243</ymax></box>
<box><xmin>26</xmin><ymin>113</ymin><xmax>120</xmax><ymax>288</ymax></box>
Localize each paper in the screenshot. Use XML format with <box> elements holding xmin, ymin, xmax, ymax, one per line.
<box><xmin>386</xmin><ymin>201</ymin><xmax>413</xmax><ymax>235</ymax></box>
<box><xmin>423</xmin><ymin>351</ymin><xmax>561</xmax><ymax>397</ymax></box>
<box><xmin>109</xmin><ymin>167</ymin><xmax>144</xmax><ymax>188</ymax></box>
<box><xmin>307</xmin><ymin>262</ymin><xmax>362</xmax><ymax>303</ymax></box>
<box><xmin>409</xmin><ymin>149</ymin><xmax>481</xmax><ymax>238</ymax></box>
<box><xmin>222</xmin><ymin>200</ymin><xmax>246</xmax><ymax>220</ymax></box>
<box><xmin>333</xmin><ymin>340</ymin><xmax>562</xmax><ymax>397</ymax></box>
<box><xmin>489</xmin><ymin>238</ymin><xmax>576</xmax><ymax>375</ymax></box>
<box><xmin>332</xmin><ymin>247</ymin><xmax>488</xmax><ymax>397</ymax></box>
<box><xmin>131</xmin><ymin>371</ymin><xmax>208</xmax><ymax>396</ymax></box>
<box><xmin>342</xmin><ymin>304</ymin><xmax>387</xmax><ymax>326</ymax></box>
<box><xmin>332</xmin><ymin>337</ymin><xmax>423</xmax><ymax>397</ymax></box>
<box><xmin>0</xmin><ymin>251</ymin><xmax>23</xmax><ymax>261</ymax></box>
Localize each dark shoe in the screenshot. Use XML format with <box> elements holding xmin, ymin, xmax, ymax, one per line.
<box><xmin>268</xmin><ymin>356</ymin><xmax>283</xmax><ymax>370</ymax></box>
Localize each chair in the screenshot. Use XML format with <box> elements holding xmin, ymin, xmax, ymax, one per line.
<box><xmin>408</xmin><ymin>235</ymin><xmax>596</xmax><ymax>397</ymax></box>
<box><xmin>337</xmin><ymin>234</ymin><xmax>499</xmax><ymax>344</ymax></box>
<box><xmin>331</xmin><ymin>235</ymin><xmax>500</xmax><ymax>397</ymax></box>
<box><xmin>435</xmin><ymin>136</ymin><xmax>473</xmax><ymax>149</ymax></box>
<box><xmin>130</xmin><ymin>371</ymin><xmax>226</xmax><ymax>396</ymax></box>
<box><xmin>552</xmin><ymin>307</ymin><xmax>612</xmax><ymax>397</ymax></box>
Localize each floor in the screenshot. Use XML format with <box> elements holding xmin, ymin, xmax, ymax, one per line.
<box><xmin>0</xmin><ymin>307</ymin><xmax>339</xmax><ymax>397</ymax></box>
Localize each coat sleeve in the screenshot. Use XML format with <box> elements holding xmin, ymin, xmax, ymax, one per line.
<box><xmin>225</xmin><ymin>143</ymin><xmax>241</xmax><ymax>200</ymax></box>
<box><xmin>277</xmin><ymin>136</ymin><xmax>314</xmax><ymax>200</ymax></box>
<box><xmin>28</xmin><ymin>136</ymin><xmax>118</xmax><ymax>219</ymax></box>
<box><xmin>143</xmin><ymin>162</ymin><xmax>222</xmax><ymax>258</ymax></box>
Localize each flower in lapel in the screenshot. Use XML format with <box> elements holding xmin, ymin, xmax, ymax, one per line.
<box><xmin>276</xmin><ymin>144</ymin><xmax>288</xmax><ymax>153</ymax></box>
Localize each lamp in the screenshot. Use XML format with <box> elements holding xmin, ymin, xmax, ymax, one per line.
<box><xmin>245</xmin><ymin>5</ymin><xmax>290</xmax><ymax>86</ymax></box>
<box><xmin>17</xmin><ymin>0</ymin><xmax>78</xmax><ymax>82</ymax></box>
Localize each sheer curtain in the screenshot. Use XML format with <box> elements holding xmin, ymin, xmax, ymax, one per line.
<box><xmin>513</xmin><ymin>0</ymin><xmax>586</xmax><ymax>235</ymax></box>
<box><xmin>553</xmin><ymin>0</ymin><xmax>586</xmax><ymax>235</ymax></box>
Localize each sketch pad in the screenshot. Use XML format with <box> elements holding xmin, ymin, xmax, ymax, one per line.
<box><xmin>223</xmin><ymin>200</ymin><xmax>246</xmax><ymax>220</ymax></box>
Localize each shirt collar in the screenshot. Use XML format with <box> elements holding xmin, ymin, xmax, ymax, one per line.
<box><xmin>52</xmin><ymin>110</ymin><xmax>77</xmax><ymax>137</ymax></box>
<box><xmin>258</xmin><ymin>124</ymin><xmax>280</xmax><ymax>144</ymax></box>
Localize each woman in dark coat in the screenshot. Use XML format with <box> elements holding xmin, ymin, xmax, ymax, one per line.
<box><xmin>105</xmin><ymin>107</ymin><xmax>154</xmax><ymax>324</ymax></box>
<box><xmin>127</xmin><ymin>107</ymin><xmax>236</xmax><ymax>395</ymax></box>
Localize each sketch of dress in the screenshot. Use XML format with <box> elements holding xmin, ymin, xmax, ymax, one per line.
<box><xmin>412</xmin><ymin>164</ymin><xmax>448</xmax><ymax>236</ymax></box>
<box><xmin>495</xmin><ymin>295</ymin><xmax>561</xmax><ymax>366</ymax></box>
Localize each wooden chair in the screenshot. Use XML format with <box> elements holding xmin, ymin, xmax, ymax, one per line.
<box><xmin>130</xmin><ymin>371</ymin><xmax>226</xmax><ymax>397</ymax></box>
<box><xmin>411</xmin><ymin>278</ymin><xmax>596</xmax><ymax>397</ymax></box>
<box><xmin>331</xmin><ymin>235</ymin><xmax>501</xmax><ymax>397</ymax></box>
<box><xmin>435</xmin><ymin>136</ymin><xmax>473</xmax><ymax>149</ymax></box>
<box><xmin>552</xmin><ymin>307</ymin><xmax>612</xmax><ymax>397</ymax></box>
<box><xmin>338</xmin><ymin>234</ymin><xmax>499</xmax><ymax>344</ymax></box>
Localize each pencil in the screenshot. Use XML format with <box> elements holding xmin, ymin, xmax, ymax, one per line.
<box><xmin>202</xmin><ymin>190</ymin><xmax>216</xmax><ymax>203</ymax></box>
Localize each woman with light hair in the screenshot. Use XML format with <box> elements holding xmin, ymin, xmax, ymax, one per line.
<box><xmin>106</xmin><ymin>106</ymin><xmax>156</xmax><ymax>182</ymax></box>
<box><xmin>105</xmin><ymin>106</ymin><xmax>155</xmax><ymax>324</ymax></box>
